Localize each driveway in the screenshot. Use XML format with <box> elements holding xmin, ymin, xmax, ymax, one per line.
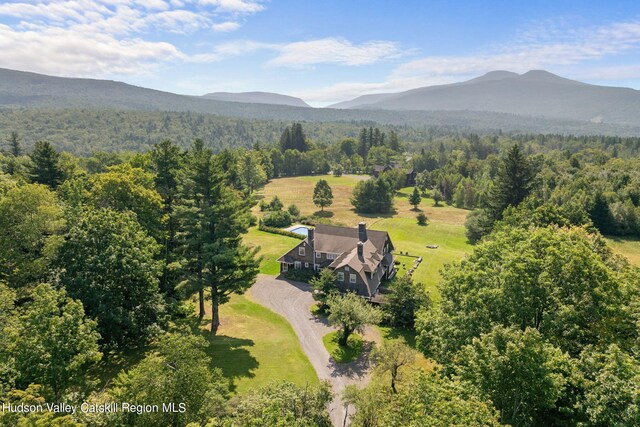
<box><xmin>249</xmin><ymin>274</ymin><xmax>380</xmax><ymax>427</ymax></box>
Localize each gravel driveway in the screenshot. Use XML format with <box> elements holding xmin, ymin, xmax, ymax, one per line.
<box><xmin>249</xmin><ymin>274</ymin><xmax>380</xmax><ymax>427</ymax></box>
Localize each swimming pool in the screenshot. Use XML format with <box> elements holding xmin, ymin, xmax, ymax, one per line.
<box><xmin>289</xmin><ymin>226</ymin><xmax>309</xmax><ymax>236</ymax></box>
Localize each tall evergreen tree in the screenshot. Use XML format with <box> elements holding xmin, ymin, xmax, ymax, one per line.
<box><xmin>29</xmin><ymin>141</ymin><xmax>62</xmax><ymax>188</ymax></box>
<box><xmin>279</xmin><ymin>127</ymin><xmax>292</xmax><ymax>151</ymax></box>
<box><xmin>9</xmin><ymin>131</ymin><xmax>20</xmax><ymax>157</ymax></box>
<box><xmin>488</xmin><ymin>144</ymin><xmax>534</xmax><ymax>219</ymax></box>
<box><xmin>589</xmin><ymin>192</ymin><xmax>615</xmax><ymax>235</ymax></box>
<box><xmin>178</xmin><ymin>140</ymin><xmax>259</xmax><ymax>334</ymax></box>
<box><xmin>150</xmin><ymin>140</ymin><xmax>183</xmax><ymax>295</ymax></box>
<box><xmin>357</xmin><ymin>128</ymin><xmax>368</xmax><ymax>162</ymax></box>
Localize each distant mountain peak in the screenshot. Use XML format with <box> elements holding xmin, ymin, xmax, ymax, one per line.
<box><xmin>468</xmin><ymin>70</ymin><xmax>519</xmax><ymax>83</ymax></box>
<box><xmin>201</xmin><ymin>91</ymin><xmax>310</xmax><ymax>108</ymax></box>
<box><xmin>518</xmin><ymin>70</ymin><xmax>583</xmax><ymax>84</ymax></box>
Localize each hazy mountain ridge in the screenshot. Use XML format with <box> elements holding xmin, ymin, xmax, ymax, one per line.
<box><xmin>1</xmin><ymin>68</ymin><xmax>639</xmax><ymax>136</ymax></box>
<box><xmin>330</xmin><ymin>70</ymin><xmax>640</xmax><ymax>126</ymax></box>
<box><xmin>202</xmin><ymin>91</ymin><xmax>310</xmax><ymax>107</ymax></box>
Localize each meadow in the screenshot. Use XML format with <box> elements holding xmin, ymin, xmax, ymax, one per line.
<box><xmin>250</xmin><ymin>174</ymin><xmax>472</xmax><ymax>299</ymax></box>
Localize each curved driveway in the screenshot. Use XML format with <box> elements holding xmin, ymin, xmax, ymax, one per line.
<box><xmin>249</xmin><ymin>274</ymin><xmax>380</xmax><ymax>427</ymax></box>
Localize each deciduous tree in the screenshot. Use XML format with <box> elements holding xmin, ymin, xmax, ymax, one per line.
<box><xmin>313</xmin><ymin>179</ymin><xmax>333</xmax><ymax>212</ymax></box>
<box><xmin>327</xmin><ymin>292</ymin><xmax>382</xmax><ymax>346</ymax></box>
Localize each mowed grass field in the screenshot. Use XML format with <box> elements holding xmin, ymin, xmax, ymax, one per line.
<box><xmin>250</xmin><ymin>174</ymin><xmax>472</xmax><ymax>299</ymax></box>
<box><xmin>204</xmin><ymin>294</ymin><xmax>318</xmax><ymax>394</ymax></box>
<box><xmin>605</xmin><ymin>236</ymin><xmax>640</xmax><ymax>266</ymax></box>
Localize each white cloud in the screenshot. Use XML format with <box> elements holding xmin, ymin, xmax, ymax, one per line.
<box><xmin>0</xmin><ymin>0</ymin><xmax>268</xmax><ymax>76</ymax></box>
<box><xmin>198</xmin><ymin>0</ymin><xmax>264</xmax><ymax>14</ymax></box>
<box><xmin>266</xmin><ymin>38</ymin><xmax>402</xmax><ymax>67</ymax></box>
<box><xmin>212</xmin><ymin>21</ymin><xmax>240</xmax><ymax>32</ymax></box>
<box><xmin>0</xmin><ymin>24</ymin><xmax>184</xmax><ymax>76</ymax></box>
<box><xmin>300</xmin><ymin>19</ymin><xmax>640</xmax><ymax>105</ymax></box>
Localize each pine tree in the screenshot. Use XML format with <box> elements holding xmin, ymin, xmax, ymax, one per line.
<box><xmin>279</xmin><ymin>127</ymin><xmax>292</xmax><ymax>151</ymax></box>
<box><xmin>488</xmin><ymin>144</ymin><xmax>534</xmax><ymax>220</ymax></box>
<box><xmin>589</xmin><ymin>192</ymin><xmax>615</xmax><ymax>235</ymax></box>
<box><xmin>409</xmin><ymin>187</ymin><xmax>422</xmax><ymax>209</ymax></box>
<box><xmin>30</xmin><ymin>141</ymin><xmax>62</xmax><ymax>188</ymax></box>
<box><xmin>150</xmin><ymin>140</ymin><xmax>183</xmax><ymax>295</ymax></box>
<box><xmin>9</xmin><ymin>131</ymin><xmax>20</xmax><ymax>157</ymax></box>
<box><xmin>358</xmin><ymin>128</ymin><xmax>368</xmax><ymax>162</ymax></box>
<box><xmin>178</xmin><ymin>140</ymin><xmax>259</xmax><ymax>334</ymax></box>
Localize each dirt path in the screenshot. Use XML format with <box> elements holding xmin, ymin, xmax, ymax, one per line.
<box><xmin>249</xmin><ymin>274</ymin><xmax>380</xmax><ymax>427</ymax></box>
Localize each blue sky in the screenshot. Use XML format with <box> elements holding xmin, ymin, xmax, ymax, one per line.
<box><xmin>0</xmin><ymin>0</ymin><xmax>639</xmax><ymax>106</ymax></box>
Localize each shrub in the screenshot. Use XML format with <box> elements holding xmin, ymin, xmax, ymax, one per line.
<box><xmin>333</xmin><ymin>164</ymin><xmax>344</xmax><ymax>177</ymax></box>
<box><xmin>417</xmin><ymin>212</ymin><xmax>428</xmax><ymax>225</ymax></box>
<box><xmin>269</xmin><ymin>196</ymin><xmax>283</xmax><ymax>211</ymax></box>
<box><xmin>287</xmin><ymin>204</ymin><xmax>300</xmax><ymax>218</ymax></box>
<box><xmin>259</xmin><ymin>200</ymin><xmax>270</xmax><ymax>211</ymax></box>
<box><xmin>262</xmin><ymin>210</ymin><xmax>293</xmax><ymax>228</ymax></box>
<box><xmin>257</xmin><ymin>224</ymin><xmax>304</xmax><ymax>239</ymax></box>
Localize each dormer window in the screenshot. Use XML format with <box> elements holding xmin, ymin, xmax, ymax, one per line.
<box><xmin>299</xmin><ymin>246</ymin><xmax>305</xmax><ymax>256</ymax></box>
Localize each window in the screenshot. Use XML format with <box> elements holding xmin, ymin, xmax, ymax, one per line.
<box><xmin>349</xmin><ymin>274</ymin><xmax>357</xmax><ymax>284</ymax></box>
<box><xmin>282</xmin><ymin>264</ymin><xmax>288</xmax><ymax>272</ymax></box>
<box><xmin>345</xmin><ymin>266</ymin><xmax>349</xmax><ymax>272</ymax></box>
<box><xmin>298</xmin><ymin>246</ymin><xmax>305</xmax><ymax>256</ymax></box>
<box><xmin>327</xmin><ymin>253</ymin><xmax>337</xmax><ymax>260</ymax></box>
<box><xmin>294</xmin><ymin>261</ymin><xmax>301</xmax><ymax>269</ymax></box>
<box><xmin>337</xmin><ymin>272</ymin><xmax>344</xmax><ymax>281</ymax></box>
<box><xmin>315</xmin><ymin>252</ymin><xmax>321</xmax><ymax>258</ymax></box>
<box><xmin>304</xmin><ymin>262</ymin><xmax>309</xmax><ymax>268</ymax></box>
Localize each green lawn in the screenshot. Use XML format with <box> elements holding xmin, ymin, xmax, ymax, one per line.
<box><xmin>250</xmin><ymin>177</ymin><xmax>473</xmax><ymax>300</ymax></box>
<box><xmin>322</xmin><ymin>331</ymin><xmax>364</xmax><ymax>363</ymax></box>
<box><xmin>205</xmin><ymin>294</ymin><xmax>318</xmax><ymax>394</ymax></box>
<box><xmin>372</xmin><ymin>217</ymin><xmax>470</xmax><ymax>300</ymax></box>
<box><xmin>605</xmin><ymin>236</ymin><xmax>640</xmax><ymax>266</ymax></box>
<box><xmin>244</xmin><ymin>227</ymin><xmax>302</xmax><ymax>275</ymax></box>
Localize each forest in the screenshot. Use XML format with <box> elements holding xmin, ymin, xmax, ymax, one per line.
<box><xmin>1</xmin><ymin>121</ymin><xmax>639</xmax><ymax>426</ymax></box>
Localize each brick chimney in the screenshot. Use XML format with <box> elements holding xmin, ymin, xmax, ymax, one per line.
<box><xmin>358</xmin><ymin>222</ymin><xmax>367</xmax><ymax>242</ymax></box>
<box><xmin>357</xmin><ymin>241</ymin><xmax>364</xmax><ymax>258</ymax></box>
<box><xmin>308</xmin><ymin>228</ymin><xmax>314</xmax><ymax>247</ymax></box>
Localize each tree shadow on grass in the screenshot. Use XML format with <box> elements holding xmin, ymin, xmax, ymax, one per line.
<box><xmin>206</xmin><ymin>334</ymin><xmax>258</xmax><ymax>393</ymax></box>
<box><xmin>313</xmin><ymin>210</ymin><xmax>334</xmax><ymax>218</ymax></box>
<box><xmin>179</xmin><ymin>314</ymin><xmax>259</xmax><ymax>393</ymax></box>
<box><xmin>353</xmin><ymin>208</ymin><xmax>397</xmax><ymax>220</ymax></box>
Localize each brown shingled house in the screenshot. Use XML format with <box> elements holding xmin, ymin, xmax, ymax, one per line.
<box><xmin>277</xmin><ymin>223</ymin><xmax>396</xmax><ymax>299</ymax></box>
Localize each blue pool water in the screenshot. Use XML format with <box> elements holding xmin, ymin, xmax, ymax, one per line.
<box><xmin>290</xmin><ymin>226</ymin><xmax>309</xmax><ymax>236</ymax></box>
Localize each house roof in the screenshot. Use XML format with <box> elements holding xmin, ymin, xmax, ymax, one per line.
<box><xmin>312</xmin><ymin>224</ymin><xmax>389</xmax><ymax>254</ymax></box>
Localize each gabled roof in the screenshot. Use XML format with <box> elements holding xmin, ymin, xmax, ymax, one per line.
<box><xmin>313</xmin><ymin>224</ymin><xmax>389</xmax><ymax>254</ymax></box>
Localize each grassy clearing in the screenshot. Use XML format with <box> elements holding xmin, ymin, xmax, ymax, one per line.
<box><xmin>203</xmin><ymin>294</ymin><xmax>318</xmax><ymax>394</ymax></box>
<box><xmin>243</xmin><ymin>227</ymin><xmax>301</xmax><ymax>275</ymax></box>
<box><xmin>252</xmin><ymin>176</ymin><xmax>472</xmax><ymax>300</ymax></box>
<box><xmin>605</xmin><ymin>236</ymin><xmax>640</xmax><ymax>266</ymax></box>
<box><xmin>322</xmin><ymin>331</ymin><xmax>364</xmax><ymax>363</ymax></box>
<box><xmin>372</xmin><ymin>217</ymin><xmax>470</xmax><ymax>300</ymax></box>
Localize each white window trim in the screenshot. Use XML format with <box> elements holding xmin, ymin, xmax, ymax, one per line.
<box><xmin>304</xmin><ymin>262</ymin><xmax>309</xmax><ymax>268</ymax></box>
<box><xmin>345</xmin><ymin>266</ymin><xmax>349</xmax><ymax>272</ymax></box>
<box><xmin>327</xmin><ymin>253</ymin><xmax>337</xmax><ymax>260</ymax></box>
<box><xmin>298</xmin><ymin>246</ymin><xmax>305</xmax><ymax>256</ymax></box>
<box><xmin>294</xmin><ymin>261</ymin><xmax>301</xmax><ymax>269</ymax></box>
<box><xmin>349</xmin><ymin>274</ymin><xmax>357</xmax><ymax>284</ymax></box>
<box><xmin>337</xmin><ymin>272</ymin><xmax>344</xmax><ymax>282</ymax></box>
<box><xmin>315</xmin><ymin>252</ymin><xmax>321</xmax><ymax>258</ymax></box>
<box><xmin>282</xmin><ymin>263</ymin><xmax>288</xmax><ymax>272</ymax></box>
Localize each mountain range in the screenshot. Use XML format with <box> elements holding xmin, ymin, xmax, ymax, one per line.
<box><xmin>202</xmin><ymin>91</ymin><xmax>310</xmax><ymax>107</ymax></box>
<box><xmin>330</xmin><ymin>70</ymin><xmax>640</xmax><ymax>126</ymax></box>
<box><xmin>1</xmin><ymin>67</ymin><xmax>640</xmax><ymax>135</ymax></box>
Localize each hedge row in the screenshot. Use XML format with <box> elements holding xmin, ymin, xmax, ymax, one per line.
<box><xmin>258</xmin><ymin>224</ymin><xmax>306</xmax><ymax>239</ymax></box>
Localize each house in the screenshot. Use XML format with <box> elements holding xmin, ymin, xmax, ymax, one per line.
<box><xmin>371</xmin><ymin>164</ymin><xmax>391</xmax><ymax>177</ymax></box>
<box><xmin>277</xmin><ymin>223</ymin><xmax>396</xmax><ymax>299</ymax></box>
<box><xmin>371</xmin><ymin>164</ymin><xmax>417</xmax><ymax>186</ymax></box>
